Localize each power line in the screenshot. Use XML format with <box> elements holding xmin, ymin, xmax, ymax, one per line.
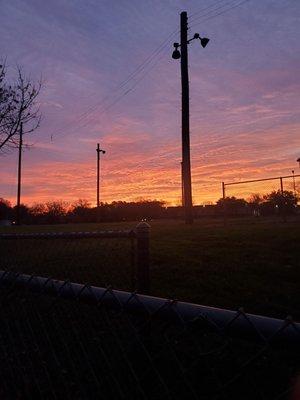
<box><xmin>118</xmin><ymin>31</ymin><xmax>179</xmax><ymax>90</ymax></box>
<box><xmin>46</xmin><ymin>3</ymin><xmax>235</xmax><ymax>142</ymax></box>
<box><xmin>54</xmin><ymin>49</ymin><xmax>170</xmax><ymax>141</ymax></box>
<box><xmin>95</xmin><ymin>2</ymin><xmax>251</xmax><ymax>124</ymax></box>
<box><xmin>190</xmin><ymin>0</ymin><xmax>233</xmax><ymax>18</ymax></box>
<box><xmin>58</xmin><ymin>32</ymin><xmax>177</xmax><ymax>126</ymax></box>
<box><xmin>92</xmin><ymin>49</ymin><xmax>169</xmax><ymax>115</ymax></box>
<box><xmin>114</xmin><ymin>0</ymin><xmax>234</xmax><ymax>88</ymax></box>
<box><xmin>49</xmin><ymin>42</ymin><xmax>174</xmax><ymax>141</ymax></box>
<box><xmin>47</xmin><ymin>31</ymin><xmax>179</xmax><ymax>141</ymax></box>
<box><xmin>44</xmin><ymin>0</ymin><xmax>250</xmax><ymax>143</ymax></box>
<box><xmin>190</xmin><ymin>0</ymin><xmax>250</xmax><ymax>26</ymax></box>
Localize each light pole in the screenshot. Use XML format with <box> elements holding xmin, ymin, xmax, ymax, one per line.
<box><xmin>292</xmin><ymin>170</ymin><xmax>296</xmax><ymax>194</ymax></box>
<box><xmin>96</xmin><ymin>143</ymin><xmax>105</xmax><ymax>208</ymax></box>
<box><xmin>172</xmin><ymin>11</ymin><xmax>209</xmax><ymax>224</ymax></box>
<box><xmin>16</xmin><ymin>122</ymin><xmax>23</xmax><ymax>225</ymax></box>
<box><xmin>181</xmin><ymin>161</ymin><xmax>184</xmax><ymax>207</ymax></box>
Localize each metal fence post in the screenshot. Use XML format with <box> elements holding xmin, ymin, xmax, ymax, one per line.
<box><xmin>222</xmin><ymin>182</ymin><xmax>226</xmax><ymax>200</ymax></box>
<box><xmin>279</xmin><ymin>177</ymin><xmax>287</xmax><ymax>222</ymax></box>
<box><xmin>279</xmin><ymin>177</ymin><xmax>284</xmax><ymax>194</ymax></box>
<box><xmin>136</xmin><ymin>222</ymin><xmax>151</xmax><ymax>294</ymax></box>
<box><xmin>222</xmin><ymin>182</ymin><xmax>227</xmax><ymax>226</ymax></box>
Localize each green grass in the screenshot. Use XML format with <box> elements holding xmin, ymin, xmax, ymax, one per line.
<box><xmin>1</xmin><ymin>217</ymin><xmax>299</xmax><ymax>320</ymax></box>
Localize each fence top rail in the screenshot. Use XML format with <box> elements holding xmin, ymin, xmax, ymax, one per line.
<box><xmin>0</xmin><ymin>270</ymin><xmax>299</xmax><ymax>344</ymax></box>
<box><xmin>224</xmin><ymin>173</ymin><xmax>300</xmax><ymax>187</ymax></box>
<box><xmin>0</xmin><ymin>230</ymin><xmax>136</xmax><ymax>240</ymax></box>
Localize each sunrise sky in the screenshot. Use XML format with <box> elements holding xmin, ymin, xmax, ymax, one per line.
<box><xmin>0</xmin><ymin>0</ymin><xmax>299</xmax><ymax>206</ymax></box>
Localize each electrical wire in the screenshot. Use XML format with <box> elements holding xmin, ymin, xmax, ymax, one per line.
<box><xmin>86</xmin><ymin>50</ymin><xmax>168</xmax><ymax>116</ymax></box>
<box><xmin>190</xmin><ymin>0</ymin><xmax>249</xmax><ymax>26</ymax></box>
<box><xmin>44</xmin><ymin>0</ymin><xmax>250</xmax><ymax>143</ymax></box>
<box><xmin>45</xmin><ymin>1</ymin><xmax>233</xmax><ymax>142</ymax></box>
<box><xmin>190</xmin><ymin>0</ymin><xmax>233</xmax><ymax>18</ymax></box>
<box><xmin>53</xmin><ymin>47</ymin><xmax>170</xmax><ymax>141</ymax></box>
<box><xmin>46</xmin><ymin>43</ymin><xmax>175</xmax><ymax>141</ymax></box>
<box><xmin>95</xmin><ymin>1</ymin><xmax>251</xmax><ymax>122</ymax></box>
<box><xmin>46</xmin><ymin>30</ymin><xmax>179</xmax><ymax>141</ymax></box>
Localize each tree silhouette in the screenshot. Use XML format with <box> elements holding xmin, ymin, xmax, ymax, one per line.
<box><xmin>263</xmin><ymin>190</ymin><xmax>298</xmax><ymax>214</ymax></box>
<box><xmin>0</xmin><ymin>198</ymin><xmax>12</xmax><ymax>219</ymax></box>
<box><xmin>45</xmin><ymin>201</ymin><xmax>69</xmax><ymax>223</ymax></box>
<box><xmin>69</xmin><ymin>199</ymin><xmax>92</xmax><ymax>222</ymax></box>
<box><xmin>216</xmin><ymin>196</ymin><xmax>247</xmax><ymax>215</ymax></box>
<box><xmin>0</xmin><ymin>62</ymin><xmax>41</xmax><ymax>153</ymax></box>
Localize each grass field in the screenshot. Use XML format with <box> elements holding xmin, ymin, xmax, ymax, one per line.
<box><xmin>1</xmin><ymin>217</ymin><xmax>299</xmax><ymax>320</ymax></box>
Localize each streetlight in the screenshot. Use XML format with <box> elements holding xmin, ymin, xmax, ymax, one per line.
<box><xmin>172</xmin><ymin>12</ymin><xmax>209</xmax><ymax>224</ymax></box>
<box><xmin>96</xmin><ymin>143</ymin><xmax>105</xmax><ymax>208</ymax></box>
<box><xmin>16</xmin><ymin>122</ymin><xmax>23</xmax><ymax>225</ymax></box>
<box><xmin>292</xmin><ymin>170</ymin><xmax>296</xmax><ymax>194</ymax></box>
<box><xmin>172</xmin><ymin>34</ymin><xmax>210</xmax><ymax>60</ymax></box>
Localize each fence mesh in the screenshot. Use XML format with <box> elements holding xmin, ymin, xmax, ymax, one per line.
<box><xmin>222</xmin><ymin>175</ymin><xmax>300</xmax><ymax>219</ymax></box>
<box><xmin>224</xmin><ymin>179</ymin><xmax>281</xmax><ymax>201</ymax></box>
<box><xmin>283</xmin><ymin>175</ymin><xmax>300</xmax><ymax>197</ymax></box>
<box><xmin>0</xmin><ymin>232</ymin><xmax>136</xmax><ymax>291</ymax></box>
<box><xmin>0</xmin><ymin>274</ymin><xmax>299</xmax><ymax>400</ymax></box>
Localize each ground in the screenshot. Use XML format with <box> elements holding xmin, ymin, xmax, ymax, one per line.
<box><xmin>0</xmin><ymin>216</ymin><xmax>299</xmax><ymax>320</ymax></box>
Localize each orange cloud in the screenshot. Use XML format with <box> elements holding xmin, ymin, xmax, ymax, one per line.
<box><xmin>2</xmin><ymin>121</ymin><xmax>299</xmax><ymax>207</ymax></box>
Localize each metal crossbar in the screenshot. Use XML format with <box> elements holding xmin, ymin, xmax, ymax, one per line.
<box><xmin>0</xmin><ymin>230</ymin><xmax>135</xmax><ymax>239</ymax></box>
<box><xmin>224</xmin><ymin>174</ymin><xmax>300</xmax><ymax>186</ymax></box>
<box><xmin>0</xmin><ymin>270</ymin><xmax>299</xmax><ymax>344</ymax></box>
<box><xmin>222</xmin><ymin>174</ymin><xmax>300</xmax><ymax>202</ymax></box>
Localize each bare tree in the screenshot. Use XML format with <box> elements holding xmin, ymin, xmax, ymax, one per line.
<box><xmin>0</xmin><ymin>62</ymin><xmax>41</xmax><ymax>153</ymax></box>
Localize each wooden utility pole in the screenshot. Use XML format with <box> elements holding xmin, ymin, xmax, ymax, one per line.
<box><xmin>96</xmin><ymin>143</ymin><xmax>105</xmax><ymax>208</ymax></box>
<box><xmin>96</xmin><ymin>143</ymin><xmax>100</xmax><ymax>208</ymax></box>
<box><xmin>180</xmin><ymin>11</ymin><xmax>193</xmax><ymax>224</ymax></box>
<box><xmin>16</xmin><ymin>122</ymin><xmax>23</xmax><ymax>225</ymax></box>
<box><xmin>172</xmin><ymin>12</ymin><xmax>209</xmax><ymax>223</ymax></box>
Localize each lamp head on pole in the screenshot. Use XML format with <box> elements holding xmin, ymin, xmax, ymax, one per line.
<box><xmin>199</xmin><ymin>37</ymin><xmax>210</xmax><ymax>48</ymax></box>
<box><xmin>193</xmin><ymin>33</ymin><xmax>210</xmax><ymax>48</ymax></box>
<box><xmin>172</xmin><ymin>43</ymin><xmax>181</xmax><ymax>59</ymax></box>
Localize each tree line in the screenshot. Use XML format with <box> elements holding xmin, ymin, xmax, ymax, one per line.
<box><xmin>216</xmin><ymin>190</ymin><xmax>298</xmax><ymax>216</ymax></box>
<box><xmin>0</xmin><ymin>190</ymin><xmax>298</xmax><ymax>224</ymax></box>
<box><xmin>0</xmin><ymin>199</ymin><xmax>166</xmax><ymax>224</ymax></box>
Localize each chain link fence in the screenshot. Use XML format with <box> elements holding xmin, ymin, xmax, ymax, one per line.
<box><xmin>0</xmin><ymin>271</ymin><xmax>299</xmax><ymax>400</ymax></box>
<box><xmin>221</xmin><ymin>174</ymin><xmax>300</xmax><ymax>219</ymax></box>
<box><xmin>0</xmin><ymin>224</ymin><xmax>150</xmax><ymax>293</ymax></box>
<box><xmin>223</xmin><ymin>179</ymin><xmax>279</xmax><ymax>202</ymax></box>
<box><xmin>0</xmin><ymin>225</ymin><xmax>299</xmax><ymax>398</ymax></box>
<box><xmin>223</xmin><ymin>174</ymin><xmax>300</xmax><ymax>203</ymax></box>
<box><xmin>283</xmin><ymin>175</ymin><xmax>300</xmax><ymax>197</ymax></box>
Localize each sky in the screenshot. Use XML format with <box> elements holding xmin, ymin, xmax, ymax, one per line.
<box><xmin>0</xmin><ymin>0</ymin><xmax>299</xmax><ymax>206</ymax></box>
